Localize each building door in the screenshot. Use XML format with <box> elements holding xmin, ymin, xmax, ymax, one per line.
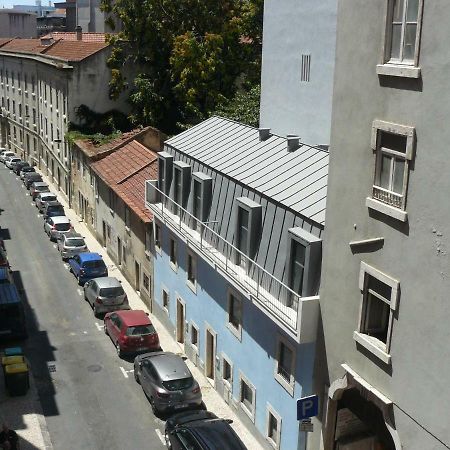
<box><xmin>135</xmin><ymin>261</ymin><xmax>140</xmax><ymax>291</ymax></box>
<box><xmin>117</xmin><ymin>237</ymin><xmax>122</xmax><ymax>265</ymax></box>
<box><xmin>176</xmin><ymin>298</ymin><xmax>185</xmax><ymax>344</ymax></box>
<box><xmin>205</xmin><ymin>326</ymin><xmax>216</xmax><ymax>381</ymax></box>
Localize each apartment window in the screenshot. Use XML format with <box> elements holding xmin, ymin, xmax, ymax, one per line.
<box><xmin>18</xmin><ymin>104</ymin><xmax>22</xmax><ymax>117</ymax></box>
<box><xmin>154</xmin><ymin>222</ymin><xmax>161</xmax><ymax>252</ymax></box>
<box><xmin>367</xmin><ymin>120</ymin><xmax>415</xmax><ymax>221</ymax></box>
<box><xmin>142</xmin><ymin>273</ymin><xmax>150</xmax><ymax>292</ymax></box>
<box><xmin>222</xmin><ymin>355</ymin><xmax>233</xmax><ymax>387</ymax></box>
<box><xmin>172</xmin><ymin>161</ymin><xmax>191</xmax><ymax>215</ymax></box>
<box><xmin>227</xmin><ymin>291</ymin><xmax>242</xmax><ymax>340</ymax></box>
<box><xmin>187</xmin><ymin>250</ymin><xmax>197</xmax><ymax>290</ymax></box>
<box><xmin>190</xmin><ymin>323</ymin><xmax>199</xmax><ymax>351</ymax></box>
<box><xmin>191</xmin><ymin>172</ymin><xmax>212</xmax><ymax>230</ymax></box>
<box><xmin>108</xmin><ymin>189</ymin><xmax>116</xmax><ymax>211</ymax></box>
<box><xmin>239</xmin><ymin>373</ymin><xmax>256</xmax><ymax>422</ymax></box>
<box><xmin>169</xmin><ymin>237</ymin><xmax>177</xmax><ymax>269</ymax></box>
<box><xmin>144</xmin><ymin>225</ymin><xmax>152</xmax><ymax>255</ymax></box>
<box><xmin>354</xmin><ymin>262</ymin><xmax>399</xmax><ymax>364</ymax></box>
<box><xmin>173</xmin><ymin>166</ymin><xmax>182</xmax><ymax>214</ymax></box>
<box><xmin>31</xmin><ymin>76</ymin><xmax>35</xmax><ymax>92</ymax></box>
<box><xmin>158</xmin><ymin>151</ymin><xmax>173</xmax><ymax>197</ymax></box>
<box><xmin>162</xmin><ymin>288</ymin><xmax>169</xmax><ymax>311</ymax></box>
<box><xmin>289</xmin><ymin>240</ymin><xmax>305</xmax><ymax>295</ymax></box>
<box><xmin>266</xmin><ymin>406</ymin><xmax>282</xmax><ymax>449</ymax></box>
<box><xmin>124</xmin><ymin>206</ymin><xmax>131</xmax><ymax>229</ymax></box>
<box><xmin>274</xmin><ymin>336</ymin><xmax>295</xmax><ymax>395</ymax></box>
<box><xmin>12</xmin><ymin>101</ymin><xmax>15</xmax><ymax>115</ymax></box>
<box><xmin>236</xmin><ymin>207</ymin><xmax>249</xmax><ymax>267</ymax></box>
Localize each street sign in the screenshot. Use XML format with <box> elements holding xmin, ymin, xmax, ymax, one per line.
<box><xmin>297</xmin><ymin>394</ymin><xmax>319</xmax><ymax>421</ymax></box>
<box><xmin>300</xmin><ymin>419</ymin><xmax>314</xmax><ymax>432</ymax></box>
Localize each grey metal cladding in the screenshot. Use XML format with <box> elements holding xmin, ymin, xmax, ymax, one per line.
<box><xmin>166</xmin><ymin>116</ymin><xmax>328</xmax><ymax>225</ymax></box>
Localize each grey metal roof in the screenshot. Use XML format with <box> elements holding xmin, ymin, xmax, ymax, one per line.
<box><xmin>167</xmin><ymin>116</ymin><xmax>329</xmax><ymax>225</ymax></box>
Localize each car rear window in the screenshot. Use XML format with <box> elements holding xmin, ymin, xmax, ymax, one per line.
<box><xmin>125</xmin><ymin>324</ymin><xmax>156</xmax><ymax>336</ymax></box>
<box><xmin>55</xmin><ymin>223</ymin><xmax>71</xmax><ymax>231</ymax></box>
<box><xmin>66</xmin><ymin>238</ymin><xmax>85</xmax><ymax>247</ymax></box>
<box><xmin>162</xmin><ymin>377</ymin><xmax>193</xmax><ymax>391</ymax></box>
<box><xmin>43</xmin><ymin>196</ymin><xmax>57</xmax><ymax>202</ymax></box>
<box><xmin>99</xmin><ymin>286</ymin><xmax>124</xmax><ymax>297</ymax></box>
<box><xmin>83</xmin><ymin>260</ymin><xmax>105</xmax><ymax>269</ymax></box>
<box><xmin>48</xmin><ymin>207</ymin><xmax>64</xmax><ymax>214</ymax></box>
<box><xmin>36</xmin><ymin>185</ymin><xmax>49</xmax><ymax>191</ymax></box>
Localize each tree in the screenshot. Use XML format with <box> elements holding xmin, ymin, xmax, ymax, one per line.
<box><xmin>101</xmin><ymin>0</ymin><xmax>263</xmax><ymax>134</ymax></box>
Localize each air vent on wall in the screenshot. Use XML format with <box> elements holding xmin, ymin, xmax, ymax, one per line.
<box><xmin>301</xmin><ymin>54</ymin><xmax>311</xmax><ymax>82</ymax></box>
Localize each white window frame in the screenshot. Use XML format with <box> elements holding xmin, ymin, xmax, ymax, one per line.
<box><xmin>239</xmin><ymin>372</ymin><xmax>256</xmax><ymax>422</ymax></box>
<box><xmin>190</xmin><ymin>322</ymin><xmax>199</xmax><ymax>355</ymax></box>
<box><xmin>221</xmin><ymin>353</ymin><xmax>233</xmax><ymax>391</ymax></box>
<box><xmin>353</xmin><ymin>262</ymin><xmax>399</xmax><ymax>365</ymax></box>
<box><xmin>186</xmin><ymin>248</ymin><xmax>197</xmax><ymax>293</ymax></box>
<box><xmin>154</xmin><ymin>221</ymin><xmax>162</xmax><ymax>255</ymax></box>
<box><xmin>266</xmin><ymin>404</ymin><xmax>282</xmax><ymax>449</ymax></box>
<box><xmin>274</xmin><ymin>335</ymin><xmax>296</xmax><ymax>396</ymax></box>
<box><xmin>142</xmin><ymin>271</ymin><xmax>151</xmax><ymax>294</ymax></box>
<box><xmin>366</xmin><ymin>120</ymin><xmax>415</xmax><ymax>222</ymax></box>
<box><xmin>377</xmin><ymin>0</ymin><xmax>424</xmax><ymax>78</ymax></box>
<box><xmin>169</xmin><ymin>235</ymin><xmax>177</xmax><ymax>272</ymax></box>
<box><xmin>227</xmin><ymin>289</ymin><xmax>242</xmax><ymax>341</ymax></box>
<box><xmin>162</xmin><ymin>286</ymin><xmax>170</xmax><ymax>314</ymax></box>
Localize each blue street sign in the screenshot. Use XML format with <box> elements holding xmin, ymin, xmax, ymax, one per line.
<box><xmin>297</xmin><ymin>395</ymin><xmax>319</xmax><ymax>421</ymax></box>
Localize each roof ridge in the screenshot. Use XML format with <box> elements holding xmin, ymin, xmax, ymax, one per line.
<box><xmin>116</xmin><ymin>157</ymin><xmax>158</xmax><ymax>185</ymax></box>
<box><xmin>40</xmin><ymin>38</ymin><xmax>62</xmax><ymax>54</ymax></box>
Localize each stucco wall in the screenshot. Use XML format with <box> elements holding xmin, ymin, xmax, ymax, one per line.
<box><xmin>320</xmin><ymin>1</ymin><xmax>450</xmax><ymax>448</ymax></box>
<box><xmin>0</xmin><ymin>12</ymin><xmax>36</xmax><ymax>38</ymax></box>
<box><xmin>259</xmin><ymin>0</ymin><xmax>337</xmax><ymax>146</ymax></box>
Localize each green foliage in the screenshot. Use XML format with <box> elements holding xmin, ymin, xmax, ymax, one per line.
<box><xmin>102</xmin><ymin>0</ymin><xmax>263</xmax><ymax>134</ymax></box>
<box><xmin>71</xmin><ymin>104</ymin><xmax>131</xmax><ymax>135</ymax></box>
<box><xmin>65</xmin><ymin>130</ymin><xmax>122</xmax><ymax>146</ymax></box>
<box><xmin>213</xmin><ymin>84</ymin><xmax>260</xmax><ymax>127</ymax></box>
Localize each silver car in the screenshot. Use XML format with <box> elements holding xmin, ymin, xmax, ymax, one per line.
<box><xmin>30</xmin><ymin>181</ymin><xmax>50</xmax><ymax>200</ymax></box>
<box><xmin>5</xmin><ymin>157</ymin><xmax>21</xmax><ymax>169</ymax></box>
<box><xmin>83</xmin><ymin>277</ymin><xmax>129</xmax><ymax>316</ymax></box>
<box><xmin>57</xmin><ymin>232</ymin><xmax>88</xmax><ymax>260</ymax></box>
<box><xmin>0</xmin><ymin>151</ymin><xmax>15</xmax><ymax>163</ymax></box>
<box><xmin>134</xmin><ymin>352</ymin><xmax>202</xmax><ymax>415</ymax></box>
<box><xmin>44</xmin><ymin>215</ymin><xmax>72</xmax><ymax>241</ymax></box>
<box><xmin>35</xmin><ymin>192</ymin><xmax>57</xmax><ymax>212</ymax></box>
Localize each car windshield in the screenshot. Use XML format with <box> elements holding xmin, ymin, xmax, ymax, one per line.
<box><xmin>162</xmin><ymin>377</ymin><xmax>193</xmax><ymax>391</ymax></box>
<box><xmin>83</xmin><ymin>260</ymin><xmax>105</xmax><ymax>269</ymax></box>
<box><xmin>48</xmin><ymin>207</ymin><xmax>64</xmax><ymax>215</ymax></box>
<box><xmin>66</xmin><ymin>238</ymin><xmax>85</xmax><ymax>247</ymax></box>
<box><xmin>125</xmin><ymin>324</ymin><xmax>155</xmax><ymax>336</ymax></box>
<box><xmin>23</xmin><ymin>168</ymin><xmax>35</xmax><ymax>173</ymax></box>
<box><xmin>99</xmin><ymin>286</ymin><xmax>124</xmax><ymax>297</ymax></box>
<box><xmin>42</xmin><ymin>196</ymin><xmax>56</xmax><ymax>202</ymax></box>
<box><xmin>55</xmin><ymin>223</ymin><xmax>70</xmax><ymax>231</ymax></box>
<box><xmin>37</xmin><ymin>186</ymin><xmax>49</xmax><ymax>192</ymax></box>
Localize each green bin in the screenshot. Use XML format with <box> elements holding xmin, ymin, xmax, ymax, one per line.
<box><xmin>4</xmin><ymin>363</ymin><xmax>29</xmax><ymax>396</ymax></box>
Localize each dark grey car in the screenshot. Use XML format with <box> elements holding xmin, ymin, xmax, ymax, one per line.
<box><xmin>42</xmin><ymin>201</ymin><xmax>65</xmax><ymax>218</ymax></box>
<box><xmin>83</xmin><ymin>277</ymin><xmax>128</xmax><ymax>316</ymax></box>
<box><xmin>24</xmin><ymin>172</ymin><xmax>43</xmax><ymax>189</ymax></box>
<box><xmin>134</xmin><ymin>352</ymin><xmax>202</xmax><ymax>415</ymax></box>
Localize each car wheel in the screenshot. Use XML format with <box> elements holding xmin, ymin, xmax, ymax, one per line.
<box><xmin>164</xmin><ymin>430</ymin><xmax>172</xmax><ymax>449</ymax></box>
<box><xmin>116</xmin><ymin>342</ymin><xmax>123</xmax><ymax>357</ymax></box>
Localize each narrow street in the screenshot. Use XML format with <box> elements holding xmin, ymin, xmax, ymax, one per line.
<box><xmin>0</xmin><ymin>165</ymin><xmax>166</xmax><ymax>450</ymax></box>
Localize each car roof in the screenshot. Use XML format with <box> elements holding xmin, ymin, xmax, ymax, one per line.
<box><xmin>189</xmin><ymin>420</ymin><xmax>247</xmax><ymax>450</ymax></box>
<box><xmin>32</xmin><ymin>182</ymin><xmax>48</xmax><ymax>187</ymax></box>
<box><xmin>116</xmin><ymin>309</ymin><xmax>150</xmax><ymax>327</ymax></box>
<box><xmin>50</xmin><ymin>215</ymin><xmax>70</xmax><ymax>223</ymax></box>
<box><xmin>25</xmin><ymin>172</ymin><xmax>42</xmax><ymax>178</ymax></box>
<box><xmin>39</xmin><ymin>192</ymin><xmax>56</xmax><ymax>198</ymax></box>
<box><xmin>79</xmin><ymin>252</ymin><xmax>103</xmax><ymax>262</ymax></box>
<box><xmin>93</xmin><ymin>277</ymin><xmax>121</xmax><ymax>289</ymax></box>
<box><xmin>144</xmin><ymin>352</ymin><xmax>191</xmax><ymax>381</ymax></box>
<box><xmin>64</xmin><ymin>231</ymin><xmax>83</xmax><ymax>240</ymax></box>
<box><xmin>46</xmin><ymin>201</ymin><xmax>63</xmax><ymax>207</ymax></box>
<box><xmin>169</xmin><ymin>410</ymin><xmax>218</xmax><ymax>428</ymax></box>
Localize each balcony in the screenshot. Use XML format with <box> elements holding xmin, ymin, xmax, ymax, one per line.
<box><xmin>145</xmin><ymin>181</ymin><xmax>319</xmax><ymax>344</ymax></box>
<box><xmin>372</xmin><ymin>185</ymin><xmax>404</xmax><ymax>209</ymax></box>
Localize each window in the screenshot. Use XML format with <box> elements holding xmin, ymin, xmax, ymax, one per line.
<box><xmin>367</xmin><ymin>120</ymin><xmax>415</xmax><ymax>221</ymax></box>
<box><xmin>154</xmin><ymin>222</ymin><xmax>161</xmax><ymax>252</ymax></box>
<box><xmin>274</xmin><ymin>336</ymin><xmax>295</xmax><ymax>395</ymax></box>
<box><xmin>108</xmin><ymin>189</ymin><xmax>116</xmax><ymax>211</ymax></box>
<box><xmin>354</xmin><ymin>262</ymin><xmax>399</xmax><ymax>364</ymax></box>
<box><xmin>124</xmin><ymin>206</ymin><xmax>131</xmax><ymax>229</ymax></box>
<box><xmin>377</xmin><ymin>0</ymin><xmax>423</xmax><ymax>77</ymax></box>
<box><xmin>162</xmin><ymin>289</ymin><xmax>169</xmax><ymax>311</ymax></box>
<box><xmin>236</xmin><ymin>207</ymin><xmax>249</xmax><ymax>268</ymax></box>
<box><xmin>187</xmin><ymin>250</ymin><xmax>197</xmax><ymax>290</ymax></box>
<box><xmin>158</xmin><ymin>151</ymin><xmax>173</xmax><ymax>196</ymax></box>
<box><xmin>227</xmin><ymin>291</ymin><xmax>242</xmax><ymax>340</ymax></box>
<box><xmin>169</xmin><ymin>237</ymin><xmax>177</xmax><ymax>268</ymax></box>
<box><xmin>239</xmin><ymin>373</ymin><xmax>256</xmax><ymax>421</ymax></box>
<box><xmin>145</xmin><ymin>225</ymin><xmax>152</xmax><ymax>255</ymax></box>
<box><xmin>191</xmin><ymin>172</ymin><xmax>212</xmax><ymax>230</ymax></box>
<box><xmin>289</xmin><ymin>240</ymin><xmax>305</xmax><ymax>295</ymax></box>
<box><xmin>143</xmin><ymin>273</ymin><xmax>150</xmax><ymax>293</ymax></box>
<box><xmin>222</xmin><ymin>355</ymin><xmax>233</xmax><ymax>388</ymax></box>
<box><xmin>190</xmin><ymin>323</ymin><xmax>199</xmax><ymax>350</ymax></box>
<box><xmin>266</xmin><ymin>406</ymin><xmax>282</xmax><ymax>449</ymax></box>
<box><xmin>173</xmin><ymin>167</ymin><xmax>182</xmax><ymax>215</ymax></box>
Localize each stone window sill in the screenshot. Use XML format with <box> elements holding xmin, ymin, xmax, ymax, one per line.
<box><xmin>353</xmin><ymin>331</ymin><xmax>391</xmax><ymax>365</ymax></box>
<box><xmin>376</xmin><ymin>64</ymin><xmax>420</xmax><ymax>79</ymax></box>
<box><xmin>366</xmin><ymin>197</ymin><xmax>408</xmax><ymax>222</ymax></box>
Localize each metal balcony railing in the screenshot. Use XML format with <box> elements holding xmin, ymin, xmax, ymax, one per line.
<box><xmin>145</xmin><ymin>182</ymin><xmax>319</xmax><ymax>340</ymax></box>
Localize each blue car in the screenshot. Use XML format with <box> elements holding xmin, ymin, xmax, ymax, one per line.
<box><xmin>68</xmin><ymin>252</ymin><xmax>108</xmax><ymax>285</ymax></box>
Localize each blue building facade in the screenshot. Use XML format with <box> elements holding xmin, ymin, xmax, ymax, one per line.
<box><xmin>146</xmin><ymin>117</ymin><xmax>328</xmax><ymax>449</ymax></box>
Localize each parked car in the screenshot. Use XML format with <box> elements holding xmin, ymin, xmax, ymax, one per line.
<box><xmin>30</xmin><ymin>182</ymin><xmax>50</xmax><ymax>200</ymax></box>
<box><xmin>68</xmin><ymin>252</ymin><xmax>108</xmax><ymax>285</ymax></box>
<box><xmin>20</xmin><ymin>166</ymin><xmax>36</xmax><ymax>179</ymax></box>
<box><xmin>133</xmin><ymin>351</ymin><xmax>202</xmax><ymax>414</ymax></box>
<box><xmin>10</xmin><ymin>158</ymin><xmax>24</xmax><ymax>172</ymax></box>
<box><xmin>0</xmin><ymin>151</ymin><xmax>15</xmax><ymax>163</ymax></box>
<box><xmin>0</xmin><ymin>267</ymin><xmax>13</xmax><ymax>285</ymax></box>
<box><xmin>35</xmin><ymin>192</ymin><xmax>57</xmax><ymax>212</ymax></box>
<box><xmin>165</xmin><ymin>411</ymin><xmax>247</xmax><ymax>450</ymax></box>
<box><xmin>44</xmin><ymin>215</ymin><xmax>72</xmax><ymax>241</ymax></box>
<box><xmin>24</xmin><ymin>172</ymin><xmax>43</xmax><ymax>189</ymax></box>
<box><xmin>13</xmin><ymin>161</ymin><xmax>29</xmax><ymax>175</ymax></box>
<box><xmin>5</xmin><ymin>157</ymin><xmax>21</xmax><ymax>169</ymax></box>
<box><xmin>57</xmin><ymin>232</ymin><xmax>88</xmax><ymax>260</ymax></box>
<box><xmin>84</xmin><ymin>277</ymin><xmax>129</xmax><ymax>316</ymax></box>
<box><xmin>0</xmin><ymin>283</ymin><xmax>27</xmax><ymax>340</ymax></box>
<box><xmin>105</xmin><ymin>310</ymin><xmax>160</xmax><ymax>357</ymax></box>
<box><xmin>0</xmin><ymin>247</ymin><xmax>9</xmax><ymax>268</ymax></box>
<box><xmin>42</xmin><ymin>201</ymin><xmax>65</xmax><ymax>218</ymax></box>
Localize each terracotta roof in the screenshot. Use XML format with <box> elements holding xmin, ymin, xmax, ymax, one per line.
<box><xmin>40</xmin><ymin>32</ymin><xmax>108</xmax><ymax>43</ymax></box>
<box><xmin>0</xmin><ymin>37</ymin><xmax>108</xmax><ymax>62</ymax></box>
<box><xmin>74</xmin><ymin>127</ymin><xmax>150</xmax><ymax>159</ymax></box>
<box><xmin>0</xmin><ymin>39</ymin><xmax>13</xmax><ymax>47</ymax></box>
<box><xmin>91</xmin><ymin>140</ymin><xmax>158</xmax><ymax>223</ymax></box>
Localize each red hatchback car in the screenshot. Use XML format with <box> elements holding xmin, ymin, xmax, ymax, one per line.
<box><xmin>104</xmin><ymin>310</ymin><xmax>160</xmax><ymax>357</ymax></box>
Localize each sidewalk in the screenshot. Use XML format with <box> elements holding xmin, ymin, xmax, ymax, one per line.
<box><xmin>38</xmin><ymin>170</ymin><xmax>263</xmax><ymax>450</ymax></box>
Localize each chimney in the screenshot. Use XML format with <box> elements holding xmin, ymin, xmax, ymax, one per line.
<box><xmin>258</xmin><ymin>128</ymin><xmax>271</xmax><ymax>141</ymax></box>
<box><xmin>76</xmin><ymin>25</ymin><xmax>82</xmax><ymax>41</ymax></box>
<box><xmin>287</xmin><ymin>134</ymin><xmax>300</xmax><ymax>152</ymax></box>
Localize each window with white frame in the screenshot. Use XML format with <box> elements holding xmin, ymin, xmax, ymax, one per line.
<box><xmin>142</xmin><ymin>273</ymin><xmax>150</xmax><ymax>293</ymax></box>
<box><xmin>124</xmin><ymin>206</ymin><xmax>131</xmax><ymax>229</ymax></box>
<box><xmin>274</xmin><ymin>336</ymin><xmax>295</xmax><ymax>395</ymax></box>
<box><xmin>162</xmin><ymin>288</ymin><xmax>169</xmax><ymax>311</ymax></box>
<box><xmin>169</xmin><ymin>237</ymin><xmax>177</xmax><ymax>268</ymax></box>
<box><xmin>239</xmin><ymin>373</ymin><xmax>256</xmax><ymax>421</ymax></box>
<box><xmin>368</xmin><ymin>120</ymin><xmax>415</xmax><ymax>218</ymax></box>
<box><xmin>266</xmin><ymin>406</ymin><xmax>282</xmax><ymax>449</ymax></box>
<box><xmin>191</xmin><ymin>172</ymin><xmax>212</xmax><ymax>231</ymax></box>
<box><xmin>222</xmin><ymin>355</ymin><xmax>233</xmax><ymax>388</ymax></box>
<box><xmin>187</xmin><ymin>250</ymin><xmax>197</xmax><ymax>289</ymax></box>
<box><xmin>227</xmin><ymin>291</ymin><xmax>242</xmax><ymax>339</ymax></box>
<box><xmin>354</xmin><ymin>262</ymin><xmax>399</xmax><ymax>364</ymax></box>
<box><xmin>190</xmin><ymin>323</ymin><xmax>199</xmax><ymax>351</ymax></box>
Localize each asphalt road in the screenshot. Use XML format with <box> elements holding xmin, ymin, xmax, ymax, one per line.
<box><xmin>0</xmin><ymin>165</ymin><xmax>167</xmax><ymax>450</ymax></box>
